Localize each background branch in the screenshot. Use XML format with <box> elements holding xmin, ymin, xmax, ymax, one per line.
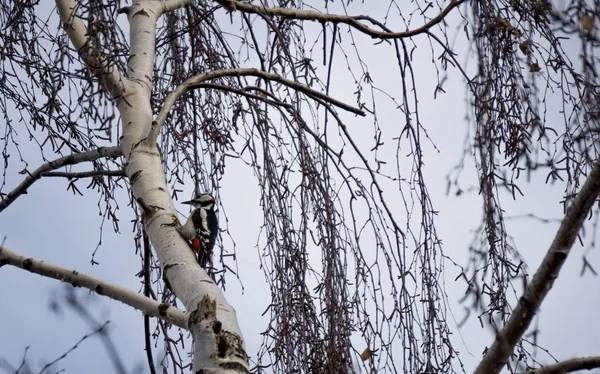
<box><xmin>0</xmin><ymin>246</ymin><xmax>188</xmax><ymax>329</ymax></box>
<box><xmin>40</xmin><ymin>321</ymin><xmax>110</xmax><ymax>373</ymax></box>
<box><xmin>61</xmin><ymin>289</ymin><xmax>127</xmax><ymax>374</ymax></box>
<box><xmin>524</xmin><ymin>356</ymin><xmax>600</xmax><ymax>374</ymax></box>
<box><xmin>474</xmin><ymin>157</ymin><xmax>600</xmax><ymax>374</ymax></box>
<box><xmin>0</xmin><ymin>146</ymin><xmax>122</xmax><ymax>212</ymax></box>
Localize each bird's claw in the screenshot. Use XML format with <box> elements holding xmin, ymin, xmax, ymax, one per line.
<box><xmin>162</xmin><ymin>214</ymin><xmax>181</xmax><ymax>228</ymax></box>
<box><xmin>162</xmin><ymin>215</ymin><xmax>189</xmax><ymax>240</ymax></box>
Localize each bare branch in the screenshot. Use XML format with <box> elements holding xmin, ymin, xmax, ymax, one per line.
<box><xmin>41</xmin><ymin>170</ymin><xmax>125</xmax><ymax>178</ymax></box>
<box><xmin>214</xmin><ymin>0</ymin><xmax>465</xmax><ymax>39</ymax></box>
<box><xmin>178</xmin><ymin>83</ymin><xmax>296</xmax><ymax>109</ymax></box>
<box><xmin>0</xmin><ymin>146</ymin><xmax>122</xmax><ymax>212</ymax></box>
<box><xmin>0</xmin><ymin>246</ymin><xmax>188</xmax><ymax>329</ymax></box>
<box><xmin>149</xmin><ymin>68</ymin><xmax>365</xmax><ymax>144</ymax></box>
<box><xmin>55</xmin><ymin>0</ymin><xmax>126</xmax><ymax>97</ymax></box>
<box><xmin>523</xmin><ymin>356</ymin><xmax>600</xmax><ymax>374</ymax></box>
<box><xmin>474</xmin><ymin>157</ymin><xmax>600</xmax><ymax>374</ymax></box>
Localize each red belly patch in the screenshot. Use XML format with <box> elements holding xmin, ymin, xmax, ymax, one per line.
<box><xmin>191</xmin><ymin>238</ymin><xmax>201</xmax><ymax>254</ymax></box>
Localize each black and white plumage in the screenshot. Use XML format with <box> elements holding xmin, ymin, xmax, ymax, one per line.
<box><xmin>180</xmin><ymin>193</ymin><xmax>218</xmax><ymax>269</ymax></box>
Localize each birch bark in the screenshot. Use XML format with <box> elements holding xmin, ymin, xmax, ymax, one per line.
<box><xmin>55</xmin><ymin>0</ymin><xmax>248</xmax><ymax>371</ymax></box>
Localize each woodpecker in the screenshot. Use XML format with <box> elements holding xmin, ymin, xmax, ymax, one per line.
<box><xmin>180</xmin><ymin>193</ymin><xmax>218</xmax><ymax>269</ymax></box>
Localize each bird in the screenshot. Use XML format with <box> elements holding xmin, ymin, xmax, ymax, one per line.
<box><xmin>179</xmin><ymin>193</ymin><xmax>218</xmax><ymax>270</ymax></box>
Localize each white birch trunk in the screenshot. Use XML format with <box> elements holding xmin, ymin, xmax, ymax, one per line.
<box><xmin>55</xmin><ymin>1</ymin><xmax>248</xmax><ymax>372</ymax></box>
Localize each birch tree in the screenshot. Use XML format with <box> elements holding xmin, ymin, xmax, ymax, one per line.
<box><xmin>2</xmin><ymin>0</ymin><xmax>600</xmax><ymax>373</ymax></box>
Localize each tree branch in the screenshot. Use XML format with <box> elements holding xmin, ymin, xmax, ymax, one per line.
<box><xmin>214</xmin><ymin>0</ymin><xmax>465</xmax><ymax>39</ymax></box>
<box><xmin>474</xmin><ymin>158</ymin><xmax>600</xmax><ymax>374</ymax></box>
<box><xmin>148</xmin><ymin>68</ymin><xmax>366</xmax><ymax>144</ymax></box>
<box><xmin>41</xmin><ymin>170</ymin><xmax>125</xmax><ymax>178</ymax></box>
<box><xmin>179</xmin><ymin>83</ymin><xmax>297</xmax><ymax>109</ymax></box>
<box><xmin>156</xmin><ymin>0</ymin><xmax>193</xmax><ymax>16</ymax></box>
<box><xmin>0</xmin><ymin>246</ymin><xmax>188</xmax><ymax>329</ymax></box>
<box><xmin>0</xmin><ymin>146</ymin><xmax>122</xmax><ymax>212</ymax></box>
<box><xmin>55</xmin><ymin>0</ymin><xmax>126</xmax><ymax>97</ymax></box>
<box><xmin>523</xmin><ymin>356</ymin><xmax>600</xmax><ymax>374</ymax></box>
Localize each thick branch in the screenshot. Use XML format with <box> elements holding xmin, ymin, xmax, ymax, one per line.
<box><xmin>55</xmin><ymin>0</ymin><xmax>125</xmax><ymax>97</ymax></box>
<box><xmin>474</xmin><ymin>158</ymin><xmax>600</xmax><ymax>374</ymax></box>
<box><xmin>0</xmin><ymin>246</ymin><xmax>188</xmax><ymax>329</ymax></box>
<box><xmin>0</xmin><ymin>146</ymin><xmax>122</xmax><ymax>212</ymax></box>
<box><xmin>215</xmin><ymin>0</ymin><xmax>465</xmax><ymax>39</ymax></box>
<box><xmin>156</xmin><ymin>0</ymin><xmax>193</xmax><ymax>16</ymax></box>
<box><xmin>149</xmin><ymin>68</ymin><xmax>366</xmax><ymax>143</ymax></box>
<box><xmin>524</xmin><ymin>356</ymin><xmax>600</xmax><ymax>374</ymax></box>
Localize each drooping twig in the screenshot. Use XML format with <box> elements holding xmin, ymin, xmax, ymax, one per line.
<box><xmin>0</xmin><ymin>146</ymin><xmax>122</xmax><ymax>212</ymax></box>
<box><xmin>148</xmin><ymin>68</ymin><xmax>366</xmax><ymax>144</ymax></box>
<box><xmin>0</xmin><ymin>246</ymin><xmax>188</xmax><ymax>329</ymax></box>
<box><xmin>474</xmin><ymin>157</ymin><xmax>600</xmax><ymax>374</ymax></box>
<box><xmin>214</xmin><ymin>0</ymin><xmax>465</xmax><ymax>40</ymax></box>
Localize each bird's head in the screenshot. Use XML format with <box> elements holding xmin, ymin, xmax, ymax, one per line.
<box><xmin>182</xmin><ymin>193</ymin><xmax>216</xmax><ymax>209</ymax></box>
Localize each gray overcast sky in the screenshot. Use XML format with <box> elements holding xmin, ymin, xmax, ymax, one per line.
<box><xmin>2</xmin><ymin>1</ymin><xmax>600</xmax><ymax>373</ymax></box>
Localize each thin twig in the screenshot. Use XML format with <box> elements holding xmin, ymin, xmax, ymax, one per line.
<box><xmin>64</xmin><ymin>290</ymin><xmax>127</xmax><ymax>374</ymax></box>
<box><xmin>39</xmin><ymin>321</ymin><xmax>110</xmax><ymax>373</ymax></box>
<box><xmin>142</xmin><ymin>230</ymin><xmax>157</xmax><ymax>374</ymax></box>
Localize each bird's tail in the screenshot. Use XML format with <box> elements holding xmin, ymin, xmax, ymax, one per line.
<box><xmin>197</xmin><ymin>252</ymin><xmax>215</xmax><ymax>280</ymax></box>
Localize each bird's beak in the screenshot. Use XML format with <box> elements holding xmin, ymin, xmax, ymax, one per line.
<box><xmin>182</xmin><ymin>200</ymin><xmax>193</xmax><ymax>205</ymax></box>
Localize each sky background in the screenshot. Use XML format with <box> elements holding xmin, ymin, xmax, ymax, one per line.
<box><xmin>1</xmin><ymin>1</ymin><xmax>600</xmax><ymax>373</ymax></box>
